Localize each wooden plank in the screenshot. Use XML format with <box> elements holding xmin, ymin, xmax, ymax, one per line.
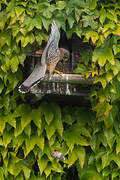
<box><xmin>40</xmin><ymin>73</ymin><xmax>93</xmax><ymax>85</ymax></box>
<box><xmin>29</xmin><ymin>82</ymin><xmax>90</xmax><ymax>97</ymax></box>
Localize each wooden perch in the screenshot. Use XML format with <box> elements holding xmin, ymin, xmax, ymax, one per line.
<box><xmin>28</xmin><ymin>74</ymin><xmax>92</xmax><ymax>97</ymax></box>
<box><xmin>26</xmin><ymin>53</ymin><xmax>42</xmax><ymax>57</ymax></box>
<box><xmin>30</xmin><ymin>81</ymin><xmax>90</xmax><ymax>97</ymax></box>
<box><xmin>40</xmin><ymin>73</ymin><xmax>93</xmax><ymax>85</ymax></box>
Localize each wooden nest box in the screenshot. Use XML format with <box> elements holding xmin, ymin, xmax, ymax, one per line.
<box><xmin>21</xmin><ymin>35</ymin><xmax>93</xmax><ymax>103</ymax></box>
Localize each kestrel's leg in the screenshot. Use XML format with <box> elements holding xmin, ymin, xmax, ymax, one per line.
<box><xmin>54</xmin><ymin>69</ymin><xmax>63</xmax><ymax>75</ymax></box>
<box><xmin>48</xmin><ymin>63</ymin><xmax>63</xmax><ymax>76</ymax></box>
<box><xmin>54</xmin><ymin>56</ymin><xmax>69</xmax><ymax>75</ymax></box>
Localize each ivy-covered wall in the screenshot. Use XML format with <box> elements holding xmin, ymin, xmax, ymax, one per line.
<box><xmin>1</xmin><ymin>0</ymin><xmax>120</xmax><ymax>179</ymax></box>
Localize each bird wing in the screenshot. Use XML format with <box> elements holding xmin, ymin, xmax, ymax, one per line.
<box><xmin>45</xmin><ymin>21</ymin><xmax>60</xmax><ymax>64</ymax></box>
<box><xmin>19</xmin><ymin>21</ymin><xmax>60</xmax><ymax>93</ymax></box>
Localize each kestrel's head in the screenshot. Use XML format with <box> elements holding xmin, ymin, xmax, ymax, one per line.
<box><xmin>59</xmin><ymin>48</ymin><xmax>70</xmax><ymax>61</ymax></box>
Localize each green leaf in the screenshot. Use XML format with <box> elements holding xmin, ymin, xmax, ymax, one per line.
<box><xmin>106</xmin><ymin>70</ymin><xmax>113</xmax><ymax>82</ymax></box>
<box><xmin>93</xmin><ymin>46</ymin><xmax>114</xmax><ymax>67</ymax></box>
<box><xmin>1</xmin><ymin>147</ymin><xmax>7</xmax><ymax>160</ymax></box>
<box><xmin>3</xmin><ymin>95</ymin><xmax>10</xmax><ymax>109</ymax></box>
<box><xmin>76</xmin><ymin>146</ymin><xmax>86</xmax><ymax>168</ymax></box>
<box><xmin>10</xmin><ymin>55</ymin><xmax>19</xmax><ymax>73</ymax></box>
<box><xmin>112</xmin><ymin>25</ymin><xmax>120</xmax><ymax>36</ymax></box>
<box><xmin>49</xmin><ymin>134</ymin><xmax>56</xmax><ymax>147</ymax></box>
<box><xmin>25</xmin><ymin>135</ymin><xmax>36</xmax><ymax>156</ymax></box>
<box><xmin>63</xmin><ymin>113</ymin><xmax>73</xmax><ymax>125</ymax></box>
<box><xmin>75</xmin><ymin>23</ymin><xmax>82</xmax><ymax>37</ymax></box>
<box><xmin>100</xmin><ymin>9</ymin><xmax>107</xmax><ymax>24</ymax></box>
<box><xmin>102</xmin><ymin>167</ymin><xmax>111</xmax><ymax>177</ymax></box>
<box><xmin>16</xmin><ymin>172</ymin><xmax>24</xmax><ymax>180</ymax></box>
<box><xmin>112</xmin><ymin>171</ymin><xmax>119</xmax><ymax>180</ymax></box>
<box><xmin>14</xmin><ymin>119</ymin><xmax>23</xmax><ymax>137</ymax></box>
<box><xmin>55</xmin><ymin>13</ymin><xmax>66</xmax><ymax>30</ymax></box>
<box><xmin>0</xmin><ymin>12</ymin><xmax>7</xmax><ymax>31</ymax></box>
<box><xmin>96</xmin><ymin>161</ymin><xmax>102</xmax><ymax>173</ymax></box>
<box><xmin>4</xmin><ymin>113</ymin><xmax>16</xmax><ymax>128</ymax></box>
<box><xmin>0</xmin><ymin>117</ymin><xmax>6</xmax><ymax>134</ymax></box>
<box><xmin>88</xmin><ymin>152</ymin><xmax>95</xmax><ymax>165</ymax></box>
<box><xmin>45</xmin><ymin>123</ymin><xmax>56</xmax><ymax>140</ymax></box>
<box><xmin>75</xmin><ymin>7</ymin><xmax>82</xmax><ymax>22</ymax></box>
<box><xmin>66</xmin><ymin>148</ymin><xmax>78</xmax><ymax>167</ymax></box>
<box><xmin>18</xmin><ymin>105</ymin><xmax>32</xmax><ymax>130</ymax></box>
<box><xmin>64</xmin><ymin>124</ymin><xmax>89</xmax><ymax>147</ymax></box>
<box><xmin>22</xmin><ymin>164</ymin><xmax>31</xmax><ymax>179</ymax></box>
<box><xmin>52</xmin><ymin>161</ymin><xmax>63</xmax><ymax>173</ymax></box>
<box><xmin>102</xmin><ymin>156</ymin><xmax>110</xmax><ymax>173</ymax></box>
<box><xmin>11</xmin><ymin>24</ymin><xmax>20</xmax><ymax>38</ymax></box>
<box><xmin>38</xmin><ymin>156</ymin><xmax>48</xmax><ymax>175</ymax></box>
<box><xmin>94</xmin><ymin>76</ymin><xmax>107</xmax><ymax>88</ymax></box>
<box><xmin>0</xmin><ymin>167</ymin><xmax>4</xmax><ymax>180</ymax></box>
<box><xmin>113</xmin><ymin>44</ymin><xmax>120</xmax><ymax>55</ymax></box>
<box><xmin>37</xmin><ymin>136</ymin><xmax>44</xmax><ymax>151</ymax></box>
<box><xmin>18</xmin><ymin>53</ymin><xmax>26</xmax><ymax>65</ymax></box>
<box><xmin>44</xmin><ymin>163</ymin><xmax>52</xmax><ymax>177</ymax></box>
<box><xmin>68</xmin><ymin>16</ymin><xmax>74</xmax><ymax>28</ymax></box>
<box><xmin>3</xmin><ymin>130</ymin><xmax>12</xmax><ymax>148</ymax></box>
<box><xmin>104</xmin><ymin>112</ymin><xmax>113</xmax><ymax>129</ymax></box>
<box><xmin>28</xmin><ymin>32</ymin><xmax>35</xmax><ymax>44</ymax></box>
<box><xmin>23</xmin><ymin>15</ymin><xmax>34</xmax><ymax>31</ymax></box>
<box><xmin>15</xmin><ymin>6</ymin><xmax>25</xmax><ymax>17</ymax></box>
<box><xmin>80</xmin><ymin>167</ymin><xmax>102</xmax><ymax>180</ymax></box>
<box><xmin>29</xmin><ymin>172</ymin><xmax>36</xmax><ymax>180</ymax></box>
<box><xmin>86</xmin><ymin>31</ymin><xmax>99</xmax><ymax>44</ymax></box>
<box><xmin>7</xmin><ymin>152</ymin><xmax>21</xmax><ymax>176</ymax></box>
<box><xmin>15</xmin><ymin>134</ymin><xmax>25</xmax><ymax>151</ymax></box>
<box><xmin>0</xmin><ymin>137</ymin><xmax>3</xmax><ymax>146</ymax></box>
<box><xmin>66</xmin><ymin>6</ymin><xmax>74</xmax><ymax>15</ymax></box>
<box><xmin>24</xmin><ymin>124</ymin><xmax>31</xmax><ymax>137</ymax></box>
<box><xmin>104</xmin><ymin>128</ymin><xmax>115</xmax><ymax>148</ymax></box>
<box><xmin>34</xmin><ymin>14</ymin><xmax>42</xmax><ymax>29</ymax></box>
<box><xmin>83</xmin><ymin>14</ymin><xmax>98</xmax><ymax>29</ymax></box>
<box><xmin>74</xmin><ymin>64</ymin><xmax>87</xmax><ymax>74</ymax></box>
<box><xmin>0</xmin><ymin>30</ymin><xmax>11</xmax><ymax>49</ymax></box>
<box><xmin>116</xmin><ymin>136</ymin><xmax>120</xmax><ymax>154</ymax></box>
<box><xmin>21</xmin><ymin>32</ymin><xmax>35</xmax><ymax>47</ymax></box>
<box><xmin>89</xmin><ymin>0</ymin><xmax>98</xmax><ymax>10</ymax></box>
<box><xmin>112</xmin><ymin>153</ymin><xmax>120</xmax><ymax>168</ymax></box>
<box><xmin>53</xmin><ymin>174</ymin><xmax>62</xmax><ymax>180</ymax></box>
<box><xmin>21</xmin><ymin>114</ymin><xmax>32</xmax><ymax>131</ymax></box>
<box><xmin>52</xmin><ymin>104</ymin><xmax>63</xmax><ymax>136</ymax></box>
<box><xmin>56</xmin><ymin>1</ymin><xmax>66</xmax><ymax>10</ymax></box>
<box><xmin>41</xmin><ymin>18</ymin><xmax>51</xmax><ymax>31</ymax></box>
<box><xmin>25</xmin><ymin>134</ymin><xmax>44</xmax><ymax>156</ymax></box>
<box><xmin>31</xmin><ymin>109</ymin><xmax>42</xmax><ymax>129</ymax></box>
<box><xmin>117</xmin><ymin>72</ymin><xmax>120</xmax><ymax>81</ymax></box>
<box><xmin>44</xmin><ymin>107</ymin><xmax>54</xmax><ymax>125</ymax></box>
<box><xmin>90</xmin><ymin>134</ymin><xmax>100</xmax><ymax>152</ymax></box>
<box><xmin>110</xmin><ymin>83</ymin><xmax>116</xmax><ymax>94</ymax></box>
<box><xmin>43</xmin><ymin>9</ymin><xmax>52</xmax><ymax>19</ymax></box>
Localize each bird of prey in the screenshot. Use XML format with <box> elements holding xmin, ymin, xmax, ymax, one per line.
<box><xmin>19</xmin><ymin>20</ymin><xmax>70</xmax><ymax>93</ymax></box>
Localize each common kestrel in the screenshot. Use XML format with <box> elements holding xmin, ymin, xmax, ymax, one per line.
<box><xmin>19</xmin><ymin>21</ymin><xmax>70</xmax><ymax>93</ymax></box>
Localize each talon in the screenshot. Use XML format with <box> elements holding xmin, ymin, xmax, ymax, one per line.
<box><xmin>54</xmin><ymin>70</ymin><xmax>63</xmax><ymax>76</ymax></box>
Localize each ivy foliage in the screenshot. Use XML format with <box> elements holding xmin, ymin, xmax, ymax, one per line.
<box><xmin>1</xmin><ymin>0</ymin><xmax>120</xmax><ymax>179</ymax></box>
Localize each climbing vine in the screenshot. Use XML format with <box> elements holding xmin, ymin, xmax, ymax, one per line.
<box><xmin>0</xmin><ymin>0</ymin><xmax>120</xmax><ymax>179</ymax></box>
